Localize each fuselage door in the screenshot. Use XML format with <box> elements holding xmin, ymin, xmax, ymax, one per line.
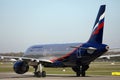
<box><xmin>76</xmin><ymin>48</ymin><xmax>82</xmax><ymax>58</ymax></box>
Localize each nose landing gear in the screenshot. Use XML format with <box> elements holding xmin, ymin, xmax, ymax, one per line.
<box><xmin>33</xmin><ymin>63</ymin><xmax>46</xmax><ymax>77</ymax></box>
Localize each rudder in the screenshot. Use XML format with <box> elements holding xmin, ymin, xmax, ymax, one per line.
<box><xmin>88</xmin><ymin>5</ymin><xmax>106</xmax><ymax>44</ymax></box>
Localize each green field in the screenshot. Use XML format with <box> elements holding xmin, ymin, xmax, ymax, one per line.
<box><xmin>0</xmin><ymin>62</ymin><xmax>120</xmax><ymax>76</ymax></box>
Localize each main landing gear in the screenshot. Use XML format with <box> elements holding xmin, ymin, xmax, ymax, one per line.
<box><xmin>33</xmin><ymin>63</ymin><xmax>46</xmax><ymax>77</ymax></box>
<box><xmin>72</xmin><ymin>65</ymin><xmax>89</xmax><ymax>77</ymax></box>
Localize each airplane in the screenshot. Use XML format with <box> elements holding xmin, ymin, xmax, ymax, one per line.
<box><xmin>0</xmin><ymin>5</ymin><xmax>110</xmax><ymax>77</ymax></box>
<box><xmin>99</xmin><ymin>54</ymin><xmax>120</xmax><ymax>59</ymax></box>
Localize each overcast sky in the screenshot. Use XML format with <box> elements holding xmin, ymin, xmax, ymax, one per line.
<box><xmin>0</xmin><ymin>0</ymin><xmax>120</xmax><ymax>53</ymax></box>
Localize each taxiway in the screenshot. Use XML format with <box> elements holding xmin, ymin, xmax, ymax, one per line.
<box><xmin>0</xmin><ymin>72</ymin><xmax>119</xmax><ymax>80</ymax></box>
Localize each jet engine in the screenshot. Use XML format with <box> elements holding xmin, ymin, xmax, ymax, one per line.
<box><xmin>13</xmin><ymin>61</ymin><xmax>29</xmax><ymax>74</ymax></box>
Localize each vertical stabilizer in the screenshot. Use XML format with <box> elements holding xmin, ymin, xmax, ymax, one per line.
<box><xmin>88</xmin><ymin>5</ymin><xmax>106</xmax><ymax>44</ymax></box>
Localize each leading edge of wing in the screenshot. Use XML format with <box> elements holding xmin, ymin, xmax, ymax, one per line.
<box><xmin>99</xmin><ymin>54</ymin><xmax>120</xmax><ymax>59</ymax></box>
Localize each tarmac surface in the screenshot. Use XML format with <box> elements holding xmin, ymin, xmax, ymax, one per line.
<box><xmin>0</xmin><ymin>72</ymin><xmax>120</xmax><ymax>80</ymax></box>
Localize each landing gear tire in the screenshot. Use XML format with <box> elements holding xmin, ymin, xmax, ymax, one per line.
<box><xmin>72</xmin><ymin>65</ymin><xmax>89</xmax><ymax>77</ymax></box>
<box><xmin>42</xmin><ymin>71</ymin><xmax>46</xmax><ymax>77</ymax></box>
<box><xmin>81</xmin><ymin>71</ymin><xmax>85</xmax><ymax>77</ymax></box>
<box><xmin>76</xmin><ymin>72</ymin><xmax>80</xmax><ymax>77</ymax></box>
<box><xmin>34</xmin><ymin>71</ymin><xmax>46</xmax><ymax>77</ymax></box>
<box><xmin>76</xmin><ymin>71</ymin><xmax>85</xmax><ymax>77</ymax></box>
<box><xmin>34</xmin><ymin>71</ymin><xmax>41</xmax><ymax>77</ymax></box>
<box><xmin>81</xmin><ymin>65</ymin><xmax>89</xmax><ymax>77</ymax></box>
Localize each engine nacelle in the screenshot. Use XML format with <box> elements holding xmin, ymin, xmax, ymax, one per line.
<box><xmin>13</xmin><ymin>61</ymin><xmax>29</xmax><ymax>74</ymax></box>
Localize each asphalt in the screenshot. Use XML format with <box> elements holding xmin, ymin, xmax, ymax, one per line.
<box><xmin>0</xmin><ymin>72</ymin><xmax>120</xmax><ymax>80</ymax></box>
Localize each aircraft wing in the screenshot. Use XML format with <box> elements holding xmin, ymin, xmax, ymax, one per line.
<box><xmin>99</xmin><ymin>54</ymin><xmax>120</xmax><ymax>59</ymax></box>
<box><xmin>0</xmin><ymin>56</ymin><xmax>53</xmax><ymax>63</ymax></box>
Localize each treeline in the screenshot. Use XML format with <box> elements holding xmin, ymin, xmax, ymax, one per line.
<box><xmin>0</xmin><ymin>52</ymin><xmax>23</xmax><ymax>57</ymax></box>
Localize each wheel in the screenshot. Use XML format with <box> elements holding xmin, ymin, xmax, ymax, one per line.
<box><xmin>34</xmin><ymin>71</ymin><xmax>42</xmax><ymax>77</ymax></box>
<box><xmin>34</xmin><ymin>72</ymin><xmax>38</xmax><ymax>77</ymax></box>
<box><xmin>81</xmin><ymin>71</ymin><xmax>85</xmax><ymax>77</ymax></box>
<box><xmin>37</xmin><ymin>71</ymin><xmax>42</xmax><ymax>77</ymax></box>
<box><xmin>81</xmin><ymin>65</ymin><xmax>89</xmax><ymax>77</ymax></box>
<box><xmin>34</xmin><ymin>71</ymin><xmax>46</xmax><ymax>77</ymax></box>
<box><xmin>76</xmin><ymin>71</ymin><xmax>80</xmax><ymax>77</ymax></box>
<box><xmin>42</xmin><ymin>71</ymin><xmax>46</xmax><ymax>77</ymax></box>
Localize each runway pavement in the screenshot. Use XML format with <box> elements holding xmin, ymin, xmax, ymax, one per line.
<box><xmin>0</xmin><ymin>72</ymin><xmax>119</xmax><ymax>80</ymax></box>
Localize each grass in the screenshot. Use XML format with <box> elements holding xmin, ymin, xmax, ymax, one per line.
<box><xmin>87</xmin><ymin>62</ymin><xmax>120</xmax><ymax>75</ymax></box>
<box><xmin>0</xmin><ymin>62</ymin><xmax>120</xmax><ymax>76</ymax></box>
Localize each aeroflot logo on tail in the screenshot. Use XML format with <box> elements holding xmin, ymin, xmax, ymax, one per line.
<box><xmin>93</xmin><ymin>12</ymin><xmax>105</xmax><ymax>35</ymax></box>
